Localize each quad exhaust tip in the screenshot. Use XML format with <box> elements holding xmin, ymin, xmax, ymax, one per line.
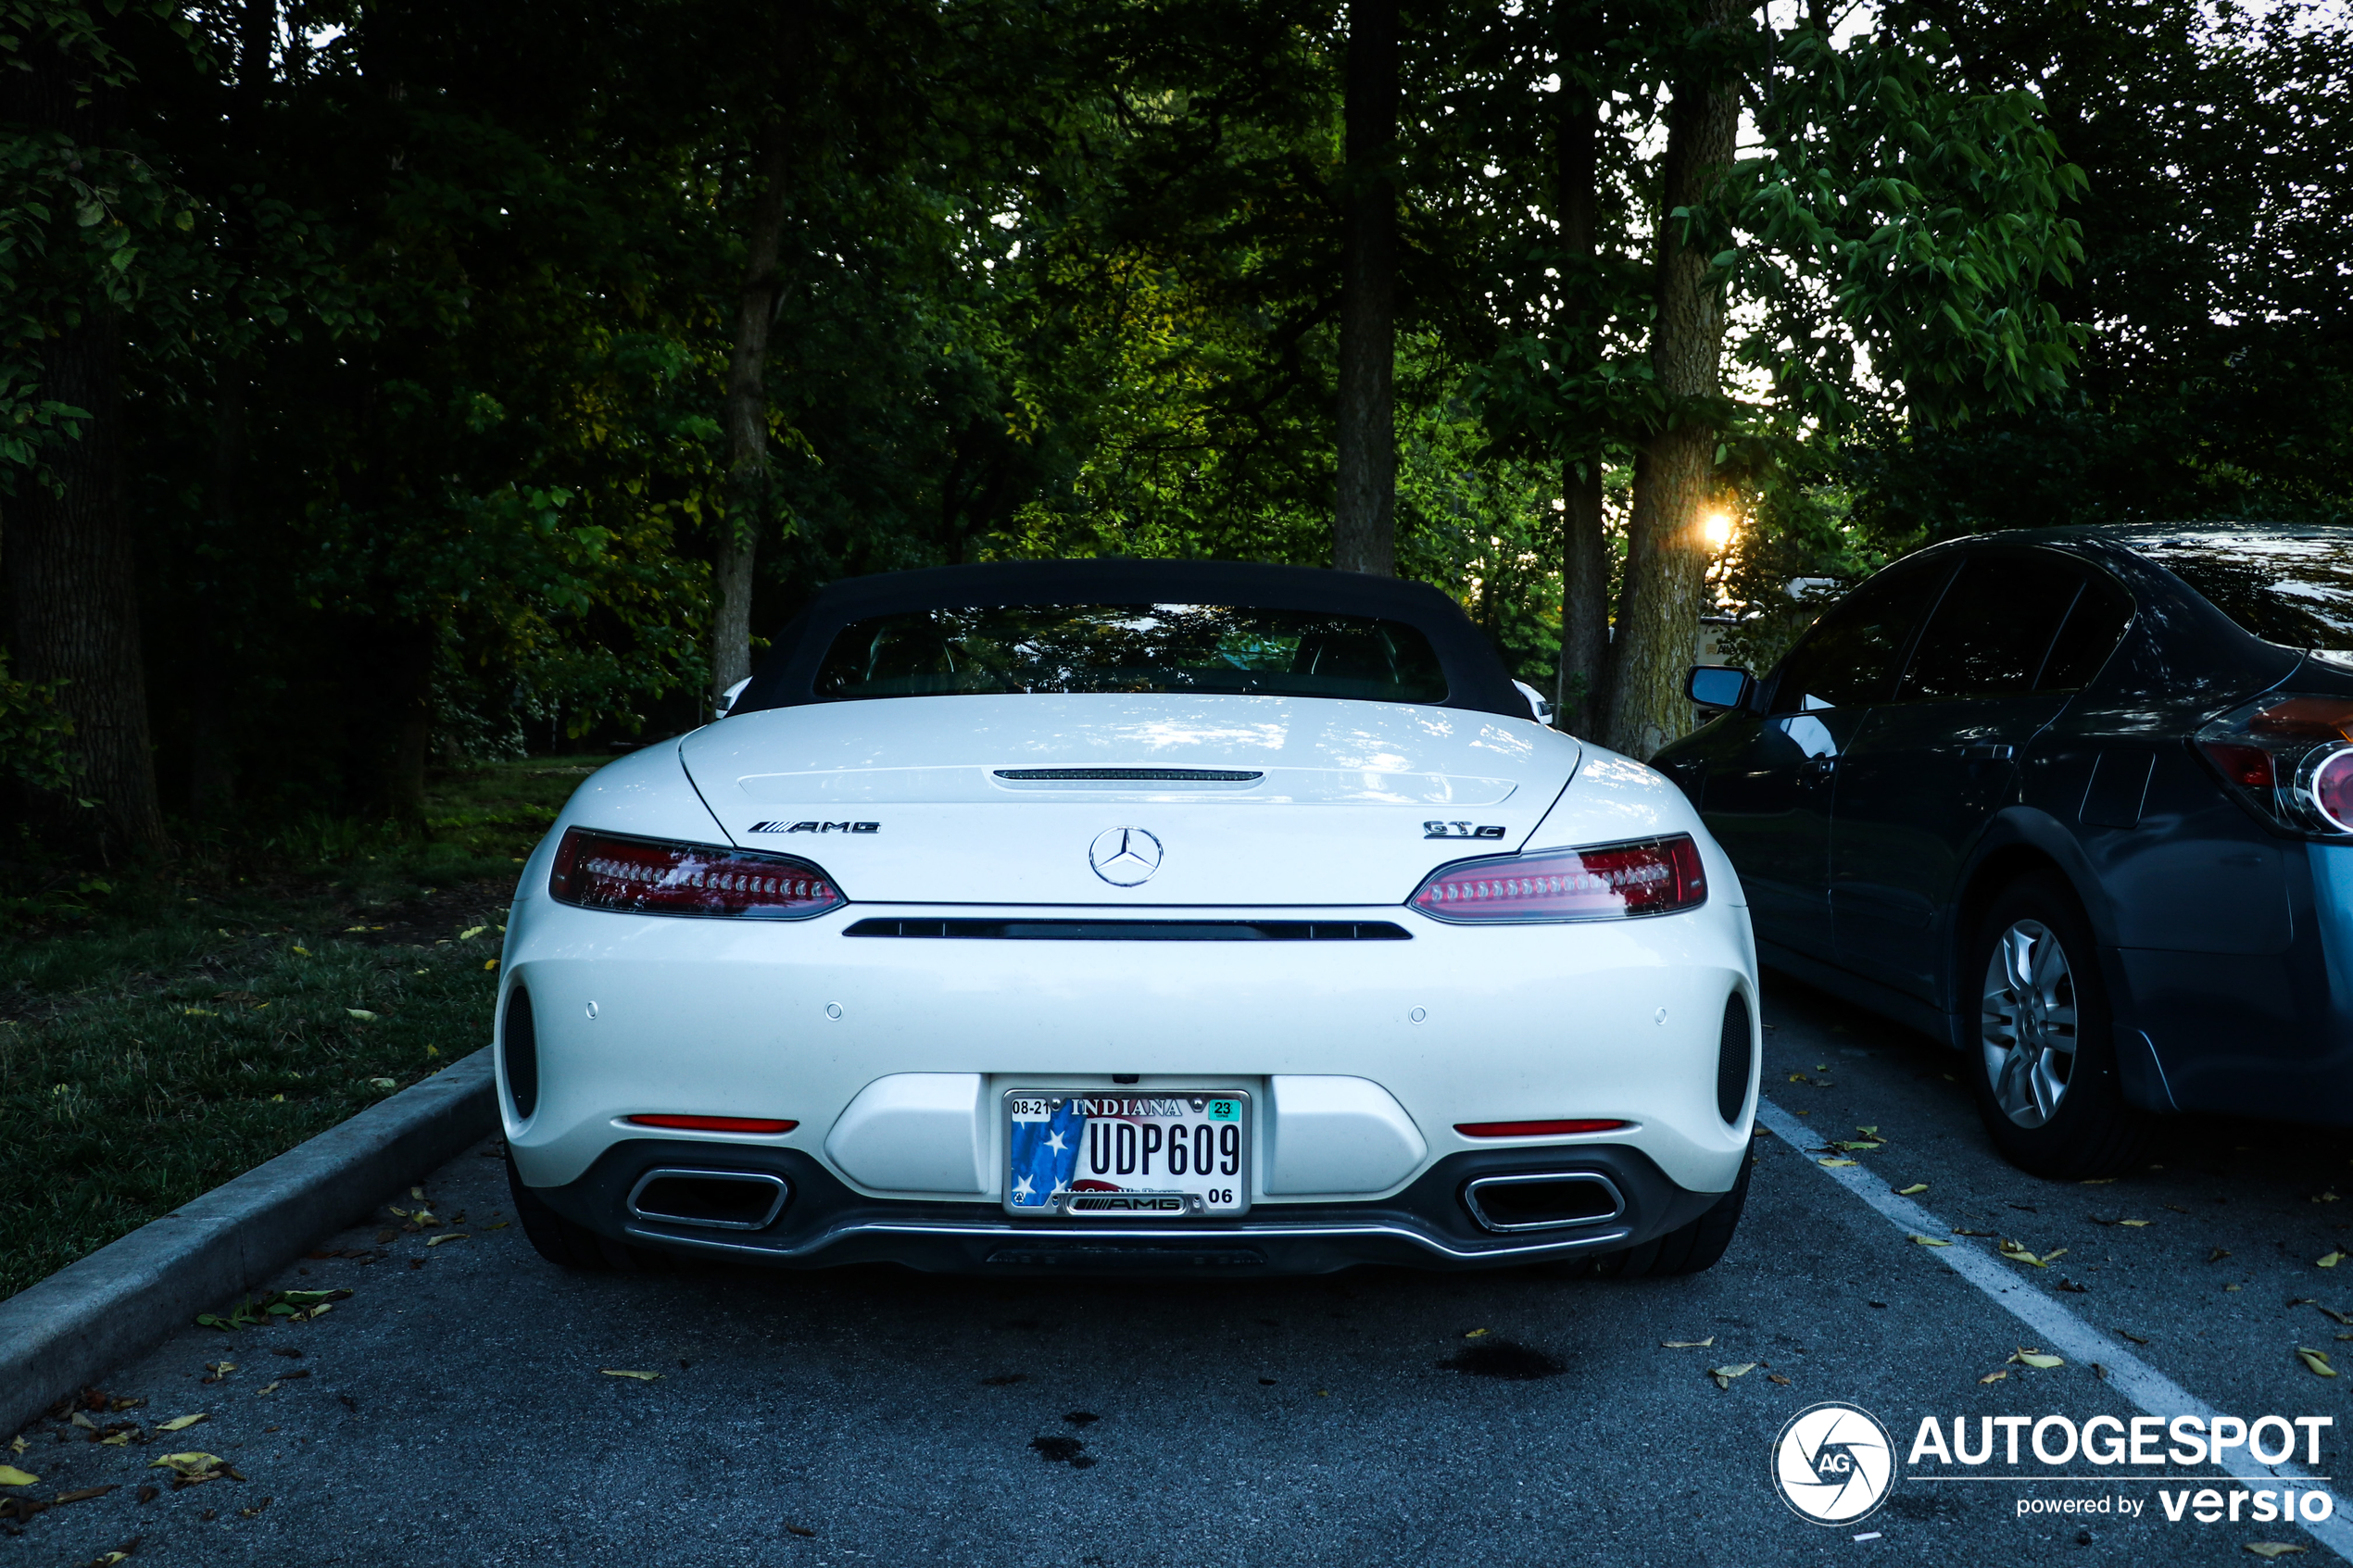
<box><xmin>626</xmin><ymin>1169</ymin><xmax>790</xmax><ymax>1232</ymax></box>
<box><xmin>1461</xmin><ymin>1172</ymin><xmax>1625</xmax><ymax>1234</ymax></box>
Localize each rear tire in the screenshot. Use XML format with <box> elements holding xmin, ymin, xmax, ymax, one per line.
<box><xmin>506</xmin><ymin>1149</ymin><xmax>685</xmax><ymax>1272</ymax></box>
<box><xmin>1579</xmin><ymin>1153</ymin><xmax>1751</xmax><ymax>1279</ymax></box>
<box><xmin>1966</xmin><ymin>872</ymin><xmax>2151</xmax><ymax>1179</ymax></box>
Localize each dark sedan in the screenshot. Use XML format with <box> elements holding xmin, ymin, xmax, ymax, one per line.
<box><xmin>1655</xmin><ymin>523</ymin><xmax>2353</xmax><ymax>1177</ymax></box>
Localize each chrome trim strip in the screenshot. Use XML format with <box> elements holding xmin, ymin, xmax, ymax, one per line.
<box><xmin>624</xmin><ymin>1168</ymin><xmax>790</xmax><ymax>1232</ymax></box>
<box><xmin>622</xmin><ymin>1213</ymin><xmax>1631</xmax><ymax>1263</ymax></box>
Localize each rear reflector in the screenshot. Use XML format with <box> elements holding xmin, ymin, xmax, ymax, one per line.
<box><xmin>1409</xmin><ymin>836</ymin><xmax>1705</xmax><ymax>922</ymax></box>
<box><xmin>627</xmin><ymin>1114</ymin><xmax>799</xmax><ymax>1134</ymax></box>
<box><xmin>1455</xmin><ymin>1118</ymin><xmax>1628</xmax><ymax>1138</ymax></box>
<box><xmin>549</xmin><ymin>826</ymin><xmax>845</xmax><ymax>920</ymax></box>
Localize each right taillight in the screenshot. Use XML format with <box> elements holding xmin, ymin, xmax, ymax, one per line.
<box><xmin>548</xmin><ymin>826</ymin><xmax>847</xmax><ymax>919</ymax></box>
<box><xmin>1408</xmin><ymin>835</ymin><xmax>1706</xmax><ymax>922</ymax></box>
<box><xmin>2197</xmin><ymin>695</ymin><xmax>2353</xmax><ymax>838</ymax></box>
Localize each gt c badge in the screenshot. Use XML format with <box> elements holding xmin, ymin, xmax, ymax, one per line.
<box><xmin>1425</xmin><ymin>822</ymin><xmax>1506</xmax><ymax>839</ymax></box>
<box><xmin>749</xmin><ymin>821</ymin><xmax>879</xmax><ymax>834</ymax></box>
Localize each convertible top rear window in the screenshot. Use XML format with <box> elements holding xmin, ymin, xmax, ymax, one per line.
<box><xmin>814</xmin><ymin>604</ymin><xmax>1449</xmax><ymax>704</ymax></box>
<box><xmin>2135</xmin><ymin>533</ymin><xmax>2353</xmax><ymax>653</ymax></box>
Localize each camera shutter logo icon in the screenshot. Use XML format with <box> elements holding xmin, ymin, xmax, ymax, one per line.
<box><xmin>1771</xmin><ymin>1402</ymin><xmax>1896</xmax><ymax>1525</ymax></box>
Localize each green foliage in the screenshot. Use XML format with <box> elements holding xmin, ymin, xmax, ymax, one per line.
<box><xmin>0</xmin><ymin>647</ymin><xmax>77</xmax><ymax>796</ymax></box>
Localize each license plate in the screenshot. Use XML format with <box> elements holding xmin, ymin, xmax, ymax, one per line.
<box><xmin>1004</xmin><ymin>1091</ymin><xmax>1250</xmax><ymax>1217</ymax></box>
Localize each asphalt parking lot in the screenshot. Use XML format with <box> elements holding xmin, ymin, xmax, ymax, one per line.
<box><xmin>13</xmin><ymin>975</ymin><xmax>2353</xmax><ymax>1568</ymax></box>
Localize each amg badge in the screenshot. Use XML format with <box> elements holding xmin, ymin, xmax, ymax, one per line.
<box><xmin>748</xmin><ymin>821</ymin><xmax>880</xmax><ymax>834</ymax></box>
<box><xmin>1424</xmin><ymin>822</ymin><xmax>1506</xmax><ymax>839</ymax></box>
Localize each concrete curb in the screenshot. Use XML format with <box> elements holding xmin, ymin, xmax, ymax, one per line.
<box><xmin>0</xmin><ymin>1048</ymin><xmax>497</xmax><ymax>1436</ymax></box>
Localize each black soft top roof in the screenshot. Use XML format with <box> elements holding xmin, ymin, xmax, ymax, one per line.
<box><xmin>732</xmin><ymin>558</ymin><xmax>1528</xmax><ymax>720</ymax></box>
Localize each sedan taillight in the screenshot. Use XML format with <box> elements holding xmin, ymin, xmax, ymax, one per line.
<box><xmin>547</xmin><ymin>827</ymin><xmax>847</xmax><ymax>920</ymax></box>
<box><xmin>2197</xmin><ymin>695</ymin><xmax>2353</xmax><ymax>837</ymax></box>
<box><xmin>1408</xmin><ymin>835</ymin><xmax>1706</xmax><ymax>922</ymax></box>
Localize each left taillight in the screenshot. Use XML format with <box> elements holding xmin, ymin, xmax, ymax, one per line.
<box><xmin>547</xmin><ymin>826</ymin><xmax>847</xmax><ymax>920</ymax></box>
<box><xmin>1408</xmin><ymin>835</ymin><xmax>1706</xmax><ymax>922</ymax></box>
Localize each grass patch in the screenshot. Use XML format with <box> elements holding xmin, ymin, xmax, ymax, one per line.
<box><xmin>0</xmin><ymin>755</ymin><xmax>608</xmax><ymax>1298</ymax></box>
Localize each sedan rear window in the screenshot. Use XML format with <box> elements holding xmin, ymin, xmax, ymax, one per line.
<box><xmin>2134</xmin><ymin>533</ymin><xmax>2353</xmax><ymax>653</ymax></box>
<box><xmin>813</xmin><ymin>604</ymin><xmax>1450</xmax><ymax>704</ymax></box>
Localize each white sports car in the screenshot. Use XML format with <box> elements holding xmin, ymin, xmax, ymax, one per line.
<box><xmin>498</xmin><ymin>560</ymin><xmax>1758</xmax><ymax>1278</ymax></box>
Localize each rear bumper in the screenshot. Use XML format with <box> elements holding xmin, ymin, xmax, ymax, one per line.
<box><xmin>534</xmin><ymin>1138</ymin><xmax>1721</xmax><ymax>1276</ymax></box>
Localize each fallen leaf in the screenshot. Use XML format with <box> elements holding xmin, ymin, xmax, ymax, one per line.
<box><xmin>480</xmin><ymin>1220</ymin><xmax>509</xmax><ymax>1232</ymax></box>
<box><xmin>1768</xmin><ymin>1374</ymin><xmax>1792</xmax><ymax>1386</ymax></box>
<box><xmin>1660</xmin><ymin>1337</ymin><xmax>1716</xmax><ymax>1348</ymax></box>
<box><xmin>2296</xmin><ymin>1348</ymin><xmax>2338</xmax><ymax>1378</ymax></box>
<box><xmin>2010</xmin><ymin>1348</ymin><xmax>2065</xmax><ymax>1369</ymax></box>
<box><xmin>484</xmin><ymin>959</ymin><xmax>497</xmax><ymax>971</ymax></box>
<box><xmin>1911</xmin><ymin>1235</ymin><xmax>1952</xmax><ymax>1247</ymax></box>
<box><xmin>2320</xmin><ymin>1251</ymin><xmax>2345</xmax><ymax>1269</ymax></box>
<box><xmin>424</xmin><ymin>1233</ymin><xmax>468</xmax><ymax>1247</ymax></box>
<box><xmin>5</xmin><ymin>1438</ymin><xmax>19</xmax><ymax>1456</ymax></box>
<box><xmin>2210</xmin><ymin>1248</ymin><xmax>2233</xmax><ymax>1263</ymax></box>
<box><xmin>291</xmin><ymin>945</ymin><xmax>309</xmax><ymax>956</ymax></box>
<box><xmin>182</xmin><ymin>1007</ymin><xmax>217</xmax><ymax>1017</ymax></box>
<box><xmin>2322</xmin><ymin>1307</ymin><xmax>2353</xmax><ymax>1326</ymax></box>
<box><xmin>2316</xmin><ymin>1192</ymin><xmax>2341</xmax><ymax>1204</ymax></box>
<box><xmin>1708</xmin><ymin>1363</ymin><xmax>1756</xmax><ymax>1389</ymax></box>
<box><xmin>786</xmin><ymin>1524</ymin><xmax>817</xmax><ymax>1537</ymax></box>
<box><xmin>1952</xmin><ymin>1228</ymin><xmax>1997</xmax><ymax>1237</ymax></box>
<box><xmin>459</xmin><ymin>925</ymin><xmax>487</xmax><ymax>940</ymax></box>
<box><xmin>2117</xmin><ymin>1324</ymin><xmax>2153</xmax><ymax>1344</ymax></box>
<box><xmin>2119</xmin><ymin>1219</ymin><xmax>2151</xmax><ymax>1227</ymax></box>
<box><xmin>1895</xmin><ymin>1184</ymin><xmax>1928</xmax><ymax>1196</ymax></box>
<box><xmin>2081</xmin><ymin>1177</ymin><xmax>2118</xmax><ymax>1185</ymax></box>
<box><xmin>1462</xmin><ymin>1328</ymin><xmax>1489</xmax><ymax>1339</ymax></box>
<box><xmin>1856</xmin><ymin>1125</ymin><xmax>1879</xmax><ymax>1136</ymax></box>
<box><xmin>600</xmin><ymin>1369</ymin><xmax>661</xmax><ymax>1381</ymax></box>
<box><xmin>156</xmin><ymin>1414</ymin><xmax>207</xmax><ymax>1432</ymax></box>
<box><xmin>148</xmin><ymin>1451</ymin><xmax>224</xmax><ymax>1476</ymax></box>
<box><xmin>1979</xmin><ymin>1370</ymin><xmax>2009</xmax><ymax>1384</ymax></box>
<box><xmin>1999</xmin><ymin>1241</ymin><xmax>2048</xmax><ymax>1267</ymax></box>
<box><xmin>410</xmin><ymin>1186</ymin><xmax>424</xmax><ymax>1198</ymax></box>
<box><xmin>346</xmin><ymin>1009</ymin><xmax>379</xmax><ymax>1022</ymax></box>
<box><xmin>2246</xmin><ymin>1545</ymin><xmax>2309</xmax><ymax>1559</ymax></box>
<box><xmin>51</xmin><ymin>1486</ymin><xmax>113</xmax><ymax>1505</ymax></box>
<box><xmin>367</xmin><ymin>1078</ymin><xmax>396</xmax><ymax>1093</ymax></box>
<box><xmin>99</xmin><ymin>1431</ymin><xmax>133</xmax><ymax>1447</ymax></box>
<box><xmin>1819</xmin><ymin>1158</ymin><xmax>1857</xmax><ymax>1168</ymax></box>
<box><xmin>0</xmin><ymin>1465</ymin><xmax>36</xmax><ymax>1486</ymax></box>
<box><xmin>69</xmin><ymin>1412</ymin><xmax>98</xmax><ymax>1430</ymax></box>
<box><xmin>253</xmin><ymin>1382</ymin><xmax>280</xmax><ymax>1397</ymax></box>
<box><xmin>2058</xmin><ymin>1278</ymin><xmax>2089</xmax><ymax>1294</ymax></box>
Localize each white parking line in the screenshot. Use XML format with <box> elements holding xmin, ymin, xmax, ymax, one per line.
<box><xmin>1755</xmin><ymin>1096</ymin><xmax>2353</xmax><ymax>1560</ymax></box>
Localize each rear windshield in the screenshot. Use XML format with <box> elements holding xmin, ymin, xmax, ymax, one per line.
<box><xmin>813</xmin><ymin>603</ymin><xmax>1449</xmax><ymax>704</ymax></box>
<box><xmin>2136</xmin><ymin>534</ymin><xmax>2353</xmax><ymax>652</ymax></box>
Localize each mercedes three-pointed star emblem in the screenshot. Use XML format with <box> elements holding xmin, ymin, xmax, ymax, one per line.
<box><xmin>1088</xmin><ymin>826</ymin><xmax>1164</xmax><ymax>886</ymax></box>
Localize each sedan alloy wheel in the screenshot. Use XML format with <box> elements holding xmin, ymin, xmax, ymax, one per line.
<box><xmin>1980</xmin><ymin>917</ymin><xmax>2078</xmax><ymax>1128</ymax></box>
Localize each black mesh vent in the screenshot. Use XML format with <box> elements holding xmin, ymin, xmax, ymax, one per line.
<box><xmin>993</xmin><ymin>768</ymin><xmax>1263</xmax><ymax>783</ymax></box>
<box><xmin>845</xmin><ymin>918</ymin><xmax>1409</xmax><ymax>942</ymax></box>
<box><xmin>503</xmin><ymin>986</ymin><xmax>539</xmax><ymax>1120</ymax></box>
<box><xmin>1717</xmin><ymin>990</ymin><xmax>1753</xmax><ymax>1125</ymax></box>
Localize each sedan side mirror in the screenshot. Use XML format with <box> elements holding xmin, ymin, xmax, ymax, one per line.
<box><xmin>1685</xmin><ymin>665</ymin><xmax>1754</xmax><ymax>713</ymax></box>
<box><xmin>715</xmin><ymin>676</ymin><xmax>751</xmax><ymax>721</ymax></box>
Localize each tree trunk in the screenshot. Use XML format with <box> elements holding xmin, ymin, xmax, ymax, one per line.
<box><xmin>7</xmin><ymin>315</ymin><xmax>167</xmax><ymax>853</ymax></box>
<box><xmin>1602</xmin><ymin>0</ymin><xmax>1739</xmax><ymax>760</ymax></box>
<box><xmin>1334</xmin><ymin>0</ymin><xmax>1398</xmax><ymax>576</ymax></box>
<box><xmin>712</xmin><ymin>127</ymin><xmax>794</xmax><ymax>703</ymax></box>
<box><xmin>0</xmin><ymin>33</ymin><xmax>164</xmax><ymax>852</ymax></box>
<box><xmin>190</xmin><ymin>366</ymin><xmax>245</xmax><ymax>822</ymax></box>
<box><xmin>1554</xmin><ymin>0</ymin><xmax>1609</xmax><ymax>733</ymax></box>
